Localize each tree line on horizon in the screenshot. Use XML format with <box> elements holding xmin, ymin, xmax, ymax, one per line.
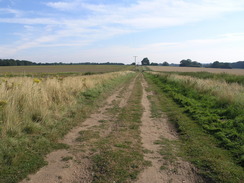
<box><xmin>0</xmin><ymin>59</ymin><xmax>124</xmax><ymax>66</ymax></box>
<box><xmin>1</xmin><ymin>58</ymin><xmax>244</xmax><ymax>69</ymax></box>
<box><xmin>140</xmin><ymin>58</ymin><xmax>244</xmax><ymax>69</ymax></box>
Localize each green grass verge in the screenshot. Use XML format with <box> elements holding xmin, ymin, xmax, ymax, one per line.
<box><xmin>91</xmin><ymin>75</ymin><xmax>150</xmax><ymax>183</ymax></box>
<box><xmin>0</xmin><ymin>72</ymin><xmax>136</xmax><ymax>183</ymax></box>
<box><xmin>145</xmin><ymin>73</ymin><xmax>244</xmax><ymax>165</ymax></box>
<box><xmin>144</xmin><ymin>72</ymin><xmax>244</xmax><ymax>183</ymax></box>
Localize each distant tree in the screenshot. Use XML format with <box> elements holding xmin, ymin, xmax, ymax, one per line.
<box><xmin>231</xmin><ymin>61</ymin><xmax>244</xmax><ymax>69</ymax></box>
<box><xmin>0</xmin><ymin>59</ymin><xmax>34</xmax><ymax>66</ymax></box>
<box><xmin>180</xmin><ymin>59</ymin><xmax>202</xmax><ymax>67</ymax></box>
<box><xmin>170</xmin><ymin>63</ymin><xmax>179</xmax><ymax>67</ymax></box>
<box><xmin>141</xmin><ymin>57</ymin><xmax>150</xmax><ymax>65</ymax></box>
<box><xmin>150</xmin><ymin>62</ymin><xmax>158</xmax><ymax>66</ymax></box>
<box><xmin>131</xmin><ymin>62</ymin><xmax>136</xmax><ymax>65</ymax></box>
<box><xmin>180</xmin><ymin>59</ymin><xmax>192</xmax><ymax>67</ymax></box>
<box><xmin>162</xmin><ymin>61</ymin><xmax>169</xmax><ymax>66</ymax></box>
<box><xmin>210</xmin><ymin>61</ymin><xmax>231</xmax><ymax>69</ymax></box>
<box><xmin>191</xmin><ymin>61</ymin><xmax>202</xmax><ymax>67</ymax></box>
<box><xmin>211</xmin><ymin>61</ymin><xmax>220</xmax><ymax>68</ymax></box>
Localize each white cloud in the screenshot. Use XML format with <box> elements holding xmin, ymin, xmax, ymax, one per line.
<box><xmin>2</xmin><ymin>0</ymin><xmax>244</xmax><ymax>30</ymax></box>
<box><xmin>45</xmin><ymin>0</ymin><xmax>244</xmax><ymax>29</ymax></box>
<box><xmin>43</xmin><ymin>0</ymin><xmax>244</xmax><ymax>44</ymax></box>
<box><xmin>137</xmin><ymin>32</ymin><xmax>244</xmax><ymax>50</ymax></box>
<box><xmin>46</xmin><ymin>0</ymin><xmax>115</xmax><ymax>12</ymax></box>
<box><xmin>0</xmin><ymin>8</ymin><xmax>23</xmax><ymax>17</ymax></box>
<box><xmin>0</xmin><ymin>17</ymin><xmax>59</xmax><ymax>25</ymax></box>
<box><xmin>46</xmin><ymin>1</ymin><xmax>78</xmax><ymax>11</ymax></box>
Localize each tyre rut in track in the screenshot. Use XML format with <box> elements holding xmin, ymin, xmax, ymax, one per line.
<box><xmin>136</xmin><ymin>76</ymin><xmax>203</xmax><ymax>183</ymax></box>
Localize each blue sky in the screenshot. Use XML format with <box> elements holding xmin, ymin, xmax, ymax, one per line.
<box><xmin>0</xmin><ymin>0</ymin><xmax>244</xmax><ymax>64</ymax></box>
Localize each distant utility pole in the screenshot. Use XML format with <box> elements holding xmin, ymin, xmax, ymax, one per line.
<box><xmin>134</xmin><ymin>56</ymin><xmax>138</xmax><ymax>65</ymax></box>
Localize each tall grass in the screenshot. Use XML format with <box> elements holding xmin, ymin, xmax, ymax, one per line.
<box><xmin>0</xmin><ymin>72</ymin><xmax>131</xmax><ymax>138</ymax></box>
<box><xmin>148</xmin><ymin>66</ymin><xmax>244</xmax><ymax>75</ymax></box>
<box><xmin>174</xmin><ymin>71</ymin><xmax>244</xmax><ymax>85</ymax></box>
<box><xmin>150</xmin><ymin>72</ymin><xmax>244</xmax><ymax>106</ymax></box>
<box><xmin>167</xmin><ymin>74</ymin><xmax>244</xmax><ymax>106</ymax></box>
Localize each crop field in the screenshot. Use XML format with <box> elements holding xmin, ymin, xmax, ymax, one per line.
<box><xmin>0</xmin><ymin>66</ymin><xmax>243</xmax><ymax>183</ymax></box>
<box><xmin>0</xmin><ymin>65</ymin><xmax>132</xmax><ymax>75</ymax></box>
<box><xmin>148</xmin><ymin>66</ymin><xmax>244</xmax><ymax>75</ymax></box>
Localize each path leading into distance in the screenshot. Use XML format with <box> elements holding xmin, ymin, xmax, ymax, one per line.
<box><xmin>21</xmin><ymin>74</ymin><xmax>202</xmax><ymax>183</ymax></box>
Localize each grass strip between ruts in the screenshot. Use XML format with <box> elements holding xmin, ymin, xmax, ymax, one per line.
<box><xmin>92</xmin><ymin>74</ymin><xmax>150</xmax><ymax>183</ymax></box>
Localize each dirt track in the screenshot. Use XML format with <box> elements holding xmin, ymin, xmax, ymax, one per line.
<box><xmin>21</xmin><ymin>74</ymin><xmax>202</xmax><ymax>183</ymax></box>
<box><xmin>137</xmin><ymin>77</ymin><xmax>203</xmax><ymax>183</ymax></box>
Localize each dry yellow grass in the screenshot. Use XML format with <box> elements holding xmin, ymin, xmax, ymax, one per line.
<box><xmin>0</xmin><ymin>71</ymin><xmax>132</xmax><ymax>137</ymax></box>
<box><xmin>148</xmin><ymin>66</ymin><xmax>244</xmax><ymax>75</ymax></box>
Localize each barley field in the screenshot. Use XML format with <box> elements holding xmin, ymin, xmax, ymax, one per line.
<box><xmin>0</xmin><ymin>65</ymin><xmax>132</xmax><ymax>75</ymax></box>
<box><xmin>148</xmin><ymin>66</ymin><xmax>244</xmax><ymax>75</ymax></box>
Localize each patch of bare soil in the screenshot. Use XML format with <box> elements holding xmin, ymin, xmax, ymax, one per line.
<box><xmin>20</xmin><ymin>78</ymin><xmax>136</xmax><ymax>183</ymax></box>
<box><xmin>136</xmin><ymin>77</ymin><xmax>203</xmax><ymax>183</ymax></box>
